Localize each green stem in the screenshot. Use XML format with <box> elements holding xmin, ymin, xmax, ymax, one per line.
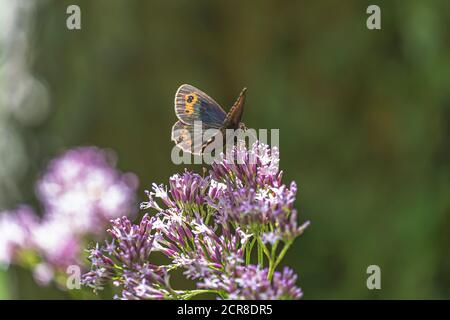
<box><xmin>268</xmin><ymin>240</ymin><xmax>293</xmax><ymax>280</ymax></box>
<box><xmin>257</xmin><ymin>241</ymin><xmax>263</xmax><ymax>267</ymax></box>
<box><xmin>274</xmin><ymin>240</ymin><xmax>293</xmax><ymax>267</ymax></box>
<box><xmin>256</xmin><ymin>237</ymin><xmax>272</xmax><ymax>261</ymax></box>
<box><xmin>268</xmin><ymin>260</ymin><xmax>275</xmax><ymax>281</ymax></box>
<box><xmin>267</xmin><ymin>241</ymin><xmax>279</xmax><ymax>281</ymax></box>
<box><xmin>246</xmin><ymin>238</ymin><xmax>256</xmax><ymax>265</ymax></box>
<box><xmin>271</xmin><ymin>241</ymin><xmax>278</xmax><ymax>259</ymax></box>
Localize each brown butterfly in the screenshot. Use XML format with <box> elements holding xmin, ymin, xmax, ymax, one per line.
<box><xmin>171</xmin><ymin>84</ymin><xmax>247</xmax><ymax>155</ymax></box>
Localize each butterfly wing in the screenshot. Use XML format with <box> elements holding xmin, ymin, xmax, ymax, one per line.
<box><xmin>223</xmin><ymin>87</ymin><xmax>247</xmax><ymax>129</ymax></box>
<box><xmin>175</xmin><ymin>84</ymin><xmax>227</xmax><ymax>128</ymax></box>
<box><xmin>171</xmin><ymin>120</ymin><xmax>220</xmax><ymax>155</ymax></box>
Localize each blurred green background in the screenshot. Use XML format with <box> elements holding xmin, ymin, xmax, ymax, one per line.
<box><xmin>0</xmin><ymin>0</ymin><xmax>449</xmax><ymax>299</ymax></box>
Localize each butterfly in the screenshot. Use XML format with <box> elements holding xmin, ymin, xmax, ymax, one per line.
<box><xmin>171</xmin><ymin>84</ymin><xmax>247</xmax><ymax>155</ymax></box>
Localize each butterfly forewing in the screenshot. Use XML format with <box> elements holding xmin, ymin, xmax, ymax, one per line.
<box><xmin>174</xmin><ymin>84</ymin><xmax>227</xmax><ymax>127</ymax></box>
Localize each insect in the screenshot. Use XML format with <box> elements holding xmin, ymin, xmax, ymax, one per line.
<box><xmin>171</xmin><ymin>84</ymin><xmax>247</xmax><ymax>155</ymax></box>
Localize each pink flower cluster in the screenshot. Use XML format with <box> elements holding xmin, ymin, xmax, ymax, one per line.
<box><xmin>0</xmin><ymin>147</ymin><xmax>138</xmax><ymax>285</ymax></box>
<box><xmin>83</xmin><ymin>141</ymin><xmax>309</xmax><ymax>300</ymax></box>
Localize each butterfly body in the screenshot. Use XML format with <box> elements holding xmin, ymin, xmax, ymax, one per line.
<box><xmin>172</xmin><ymin>84</ymin><xmax>247</xmax><ymax>154</ymax></box>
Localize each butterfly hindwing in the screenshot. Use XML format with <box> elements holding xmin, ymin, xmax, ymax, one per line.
<box><xmin>175</xmin><ymin>84</ymin><xmax>227</xmax><ymax>127</ymax></box>
<box><xmin>171</xmin><ymin>120</ymin><xmax>221</xmax><ymax>155</ymax></box>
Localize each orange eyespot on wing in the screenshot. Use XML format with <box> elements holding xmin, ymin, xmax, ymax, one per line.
<box><xmin>184</xmin><ymin>93</ymin><xmax>198</xmax><ymax>115</ymax></box>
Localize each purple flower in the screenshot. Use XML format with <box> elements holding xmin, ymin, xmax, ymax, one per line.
<box><xmin>141</xmin><ymin>170</ymin><xmax>210</xmax><ymax>215</ymax></box>
<box><xmin>30</xmin><ymin>219</ymin><xmax>81</xmax><ymax>268</ymax></box>
<box><xmin>201</xmin><ymin>265</ymin><xmax>302</xmax><ymax>300</ymax></box>
<box><xmin>30</xmin><ymin>146</ymin><xmax>139</xmax><ymax>270</ymax></box>
<box><xmin>1</xmin><ymin>146</ymin><xmax>139</xmax><ymax>287</ymax></box>
<box><xmin>82</xmin><ymin>214</ymin><xmax>175</xmax><ymax>299</ymax></box>
<box><xmin>84</xmin><ymin>140</ymin><xmax>309</xmax><ymax>300</ymax></box>
<box><xmin>33</xmin><ymin>263</ymin><xmax>55</xmax><ymax>286</ymax></box>
<box><xmin>36</xmin><ymin>147</ymin><xmax>139</xmax><ymax>234</ymax></box>
<box><xmin>211</xmin><ymin>141</ymin><xmax>282</xmax><ymax>189</ymax></box>
<box><xmin>140</xmin><ymin>170</ymin><xmax>253</xmax><ymax>284</ymax></box>
<box><xmin>0</xmin><ymin>206</ymin><xmax>37</xmax><ymax>266</ymax></box>
<box><xmin>211</xmin><ymin>143</ymin><xmax>309</xmax><ymax>242</ymax></box>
